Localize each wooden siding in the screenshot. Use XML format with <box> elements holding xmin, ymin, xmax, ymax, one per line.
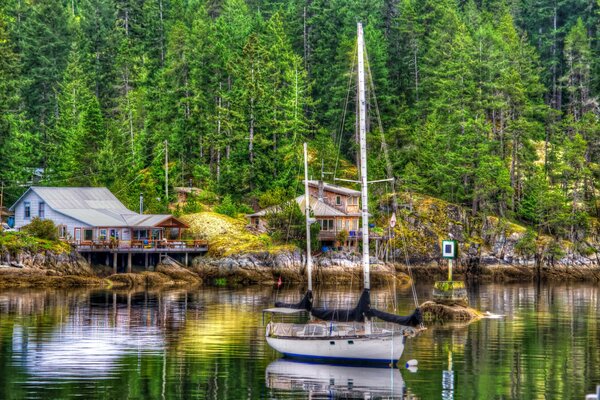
<box><xmin>307</xmin><ymin>186</ymin><xmax>360</xmax><ymax>214</ymax></box>
<box><xmin>13</xmin><ymin>191</ymin><xmax>92</xmax><ymax>239</ymax></box>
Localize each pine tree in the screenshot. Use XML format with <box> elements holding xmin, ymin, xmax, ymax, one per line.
<box><xmin>20</xmin><ymin>0</ymin><xmax>71</xmax><ymax>169</ymax></box>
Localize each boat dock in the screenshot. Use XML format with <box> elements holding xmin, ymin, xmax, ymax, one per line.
<box><xmin>74</xmin><ymin>239</ymin><xmax>208</xmax><ymax>273</ymax></box>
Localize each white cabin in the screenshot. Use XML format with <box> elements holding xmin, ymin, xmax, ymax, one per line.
<box><xmin>9</xmin><ymin>187</ymin><xmax>189</xmax><ymax>248</ymax></box>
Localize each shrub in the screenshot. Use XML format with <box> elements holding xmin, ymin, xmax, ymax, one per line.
<box><xmin>196</xmin><ymin>190</ymin><xmax>219</xmax><ymax>205</ymax></box>
<box><xmin>215</xmin><ymin>195</ymin><xmax>238</xmax><ymax>217</ymax></box>
<box><xmin>182</xmin><ymin>193</ymin><xmax>204</xmax><ymax>214</ymax></box>
<box><xmin>336</xmin><ymin>229</ymin><xmax>349</xmax><ymax>245</ymax></box>
<box><xmin>514</xmin><ymin>229</ymin><xmax>537</xmax><ymax>258</ymax></box>
<box><xmin>22</xmin><ymin>217</ymin><xmax>59</xmax><ymax>241</ymax></box>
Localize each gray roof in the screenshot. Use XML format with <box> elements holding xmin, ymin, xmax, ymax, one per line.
<box><xmin>11</xmin><ymin>187</ymin><xmax>185</xmax><ymax>228</ymax></box>
<box><xmin>247</xmin><ymin>195</ymin><xmax>346</xmax><ymax>218</ymax></box>
<box><xmin>306</xmin><ymin>180</ymin><xmax>361</xmax><ymax>196</ymax></box>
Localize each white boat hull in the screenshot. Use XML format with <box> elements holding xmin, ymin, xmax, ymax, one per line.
<box><xmin>266</xmin><ymin>329</ymin><xmax>405</xmax><ymax>364</ymax></box>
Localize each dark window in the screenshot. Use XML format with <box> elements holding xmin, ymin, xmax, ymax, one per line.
<box><xmin>336</xmin><ymin>196</ymin><xmax>341</xmax><ymax>205</ymax></box>
<box><xmin>84</xmin><ymin>229</ymin><xmax>93</xmax><ymax>241</ymax></box>
<box><xmin>24</xmin><ymin>202</ymin><xmax>31</xmax><ymax>219</ymax></box>
<box><xmin>58</xmin><ymin>225</ymin><xmax>67</xmax><ymax>238</ymax></box>
<box><xmin>38</xmin><ymin>202</ymin><xmax>45</xmax><ymax>218</ymax></box>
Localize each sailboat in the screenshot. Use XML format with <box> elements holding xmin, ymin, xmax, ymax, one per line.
<box><xmin>263</xmin><ymin>22</ymin><xmax>423</xmax><ymax>364</ymax></box>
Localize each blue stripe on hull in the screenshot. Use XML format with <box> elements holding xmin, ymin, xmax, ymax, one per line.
<box><xmin>282</xmin><ymin>352</ymin><xmax>397</xmax><ymax>365</ymax></box>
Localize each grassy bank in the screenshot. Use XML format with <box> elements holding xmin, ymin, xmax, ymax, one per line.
<box><xmin>181</xmin><ymin>212</ymin><xmax>296</xmax><ymax>256</ymax></box>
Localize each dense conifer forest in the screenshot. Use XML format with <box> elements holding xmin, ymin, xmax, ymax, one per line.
<box><xmin>0</xmin><ymin>0</ymin><xmax>599</xmax><ymax>242</ymax></box>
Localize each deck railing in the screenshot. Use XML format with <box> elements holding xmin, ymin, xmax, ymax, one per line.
<box><xmin>73</xmin><ymin>239</ymin><xmax>208</xmax><ymax>250</ymax></box>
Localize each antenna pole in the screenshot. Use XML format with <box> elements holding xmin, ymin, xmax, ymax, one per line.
<box><xmin>357</xmin><ymin>22</ymin><xmax>370</xmax><ymax>290</ymax></box>
<box><xmin>304</xmin><ymin>143</ymin><xmax>313</xmax><ymax>291</ymax></box>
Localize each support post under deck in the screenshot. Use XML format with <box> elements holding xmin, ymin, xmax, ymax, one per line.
<box><xmin>113</xmin><ymin>252</ymin><xmax>118</xmax><ymax>274</ymax></box>
<box><xmin>185</xmin><ymin>252</ymin><xmax>188</xmax><ymax>266</ymax></box>
<box><xmin>145</xmin><ymin>253</ymin><xmax>149</xmax><ymax>270</ymax></box>
<box><xmin>127</xmin><ymin>252</ymin><xmax>132</xmax><ymax>273</ymax></box>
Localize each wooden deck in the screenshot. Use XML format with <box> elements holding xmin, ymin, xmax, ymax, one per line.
<box><xmin>73</xmin><ymin>239</ymin><xmax>208</xmax><ymax>253</ymax></box>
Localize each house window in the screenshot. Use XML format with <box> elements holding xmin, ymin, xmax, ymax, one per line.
<box><xmin>24</xmin><ymin>202</ymin><xmax>31</xmax><ymax>219</ymax></box>
<box><xmin>348</xmin><ymin>196</ymin><xmax>358</xmax><ymax>206</ymax></box>
<box><xmin>351</xmin><ymin>219</ymin><xmax>358</xmax><ymax>231</ymax></box>
<box><xmin>84</xmin><ymin>229</ymin><xmax>93</xmax><ymax>241</ymax></box>
<box><xmin>38</xmin><ymin>202</ymin><xmax>45</xmax><ymax>218</ymax></box>
<box><xmin>57</xmin><ymin>225</ymin><xmax>67</xmax><ymax>239</ymax></box>
<box><xmin>99</xmin><ymin>229</ymin><xmax>107</xmax><ymax>240</ymax></box>
<box><xmin>336</xmin><ymin>196</ymin><xmax>342</xmax><ymax>205</ymax></box>
<box><xmin>320</xmin><ymin>219</ymin><xmax>334</xmax><ymax>231</ymax></box>
<box><xmin>337</xmin><ymin>219</ymin><xmax>343</xmax><ymax>230</ymax></box>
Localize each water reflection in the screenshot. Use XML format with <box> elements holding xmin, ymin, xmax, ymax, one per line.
<box><xmin>266</xmin><ymin>359</ymin><xmax>411</xmax><ymax>399</ymax></box>
<box><xmin>0</xmin><ymin>283</ymin><xmax>598</xmax><ymax>399</ymax></box>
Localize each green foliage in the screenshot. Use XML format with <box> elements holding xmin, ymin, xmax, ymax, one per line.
<box><xmin>264</xmin><ymin>201</ymin><xmax>305</xmax><ymax>244</ymax></box>
<box><xmin>214</xmin><ymin>195</ymin><xmax>239</xmax><ymax>218</ymax></box>
<box><xmin>0</xmin><ymin>0</ymin><xmax>599</xmax><ymax>246</ymax></box>
<box><xmin>196</xmin><ymin>190</ymin><xmax>220</xmax><ymax>206</ymax></box>
<box><xmin>22</xmin><ymin>218</ymin><xmax>59</xmax><ymax>241</ymax></box>
<box><xmin>182</xmin><ymin>194</ymin><xmax>204</xmax><ymax>215</ymax></box>
<box><xmin>336</xmin><ymin>229</ymin><xmax>349</xmax><ymax>244</ymax></box>
<box><xmin>515</xmin><ymin>229</ymin><xmax>537</xmax><ymax>258</ymax></box>
<box><xmin>0</xmin><ymin>231</ymin><xmax>69</xmax><ymax>254</ymax></box>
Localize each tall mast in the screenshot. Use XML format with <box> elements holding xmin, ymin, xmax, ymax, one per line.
<box><xmin>357</xmin><ymin>22</ymin><xmax>370</xmax><ymax>290</ymax></box>
<box><xmin>303</xmin><ymin>142</ymin><xmax>313</xmax><ymax>291</ymax></box>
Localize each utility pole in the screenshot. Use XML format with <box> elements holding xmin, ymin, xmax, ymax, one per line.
<box><xmin>165</xmin><ymin>140</ymin><xmax>169</xmax><ymax>207</ymax></box>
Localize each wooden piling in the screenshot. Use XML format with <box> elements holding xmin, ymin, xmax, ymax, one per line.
<box><xmin>127</xmin><ymin>252</ymin><xmax>132</xmax><ymax>273</ymax></box>
<box><xmin>113</xmin><ymin>252</ymin><xmax>118</xmax><ymax>274</ymax></box>
<box><xmin>145</xmin><ymin>253</ymin><xmax>149</xmax><ymax>269</ymax></box>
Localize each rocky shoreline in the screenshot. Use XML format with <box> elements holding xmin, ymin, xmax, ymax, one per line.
<box><xmin>1</xmin><ymin>247</ymin><xmax>599</xmax><ymax>290</ymax></box>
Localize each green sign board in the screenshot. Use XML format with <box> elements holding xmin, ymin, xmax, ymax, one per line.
<box><xmin>442</xmin><ymin>240</ymin><xmax>457</xmax><ymax>259</ymax></box>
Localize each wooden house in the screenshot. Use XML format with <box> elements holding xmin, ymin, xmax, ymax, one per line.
<box><xmin>9</xmin><ymin>187</ymin><xmax>191</xmax><ymax>249</ymax></box>
<box><xmin>247</xmin><ymin>180</ymin><xmax>363</xmax><ymax>248</ymax></box>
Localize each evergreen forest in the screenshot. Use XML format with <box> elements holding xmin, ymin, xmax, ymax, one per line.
<box><xmin>1</xmin><ymin>0</ymin><xmax>600</xmax><ymax>242</ymax></box>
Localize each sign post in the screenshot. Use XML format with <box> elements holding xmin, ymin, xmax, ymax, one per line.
<box><xmin>442</xmin><ymin>239</ymin><xmax>457</xmax><ymax>281</ymax></box>
<box><xmin>432</xmin><ymin>239</ymin><xmax>467</xmax><ymax>307</ymax></box>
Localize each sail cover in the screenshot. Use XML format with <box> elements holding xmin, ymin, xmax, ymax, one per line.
<box><xmin>274</xmin><ymin>290</ymin><xmax>313</xmax><ymax>311</ymax></box>
<box><xmin>310</xmin><ymin>289</ymin><xmax>423</xmax><ymax>327</ymax></box>
<box><xmin>370</xmin><ymin>307</ymin><xmax>423</xmax><ymax>327</ymax></box>
<box><xmin>311</xmin><ymin>289</ymin><xmax>371</xmax><ymax>322</ymax></box>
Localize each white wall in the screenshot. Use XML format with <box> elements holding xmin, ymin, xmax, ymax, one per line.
<box><xmin>13</xmin><ymin>190</ymin><xmax>91</xmax><ymax>239</ymax></box>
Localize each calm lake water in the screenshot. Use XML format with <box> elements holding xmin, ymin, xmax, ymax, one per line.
<box><xmin>0</xmin><ymin>282</ymin><xmax>598</xmax><ymax>399</ymax></box>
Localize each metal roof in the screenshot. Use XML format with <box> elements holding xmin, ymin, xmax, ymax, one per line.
<box><xmin>306</xmin><ymin>180</ymin><xmax>361</xmax><ymax>196</ymax></box>
<box><xmin>10</xmin><ymin>187</ymin><xmax>186</xmax><ymax>228</ymax></box>
<box><xmin>247</xmin><ymin>195</ymin><xmax>347</xmax><ymax>218</ymax></box>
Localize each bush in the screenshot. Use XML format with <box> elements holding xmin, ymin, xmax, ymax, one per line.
<box><xmin>22</xmin><ymin>217</ymin><xmax>59</xmax><ymax>241</ymax></box>
<box><xmin>182</xmin><ymin>193</ymin><xmax>204</xmax><ymax>214</ymax></box>
<box><xmin>336</xmin><ymin>229</ymin><xmax>349</xmax><ymax>245</ymax></box>
<box><xmin>214</xmin><ymin>195</ymin><xmax>238</xmax><ymax>217</ymax></box>
<box><xmin>196</xmin><ymin>190</ymin><xmax>219</xmax><ymax>205</ymax></box>
<box><xmin>214</xmin><ymin>195</ymin><xmax>253</xmax><ymax>218</ymax></box>
<box><xmin>514</xmin><ymin>229</ymin><xmax>537</xmax><ymax>258</ymax></box>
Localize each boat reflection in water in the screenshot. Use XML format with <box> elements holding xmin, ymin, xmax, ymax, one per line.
<box><xmin>266</xmin><ymin>359</ymin><xmax>410</xmax><ymax>398</ymax></box>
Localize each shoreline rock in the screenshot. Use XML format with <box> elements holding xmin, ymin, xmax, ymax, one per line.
<box><xmin>1</xmin><ymin>246</ymin><xmax>599</xmax><ymax>290</ymax></box>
